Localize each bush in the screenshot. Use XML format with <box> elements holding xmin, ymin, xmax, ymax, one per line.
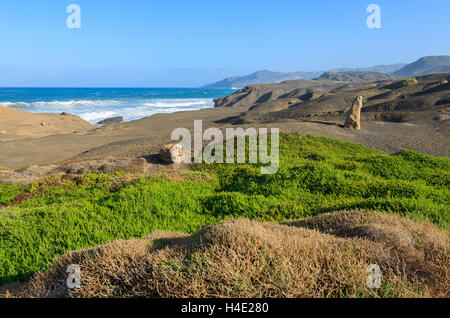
<box><xmin>384</xmin><ymin>78</ymin><xmax>418</xmax><ymax>90</ymax></box>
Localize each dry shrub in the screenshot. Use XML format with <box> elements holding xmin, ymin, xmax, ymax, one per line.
<box><xmin>3</xmin><ymin>210</ymin><xmax>449</xmax><ymax>298</ymax></box>
<box><xmin>109</xmin><ymin>158</ymin><xmax>147</xmax><ymax>174</ymax></box>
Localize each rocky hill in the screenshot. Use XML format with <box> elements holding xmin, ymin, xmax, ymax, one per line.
<box><xmin>394</xmin><ymin>56</ymin><xmax>450</xmax><ymax>76</ymax></box>
<box><xmin>330</xmin><ymin>63</ymin><xmax>406</xmax><ymax>74</ymax></box>
<box><xmin>201</xmin><ymin>70</ymin><xmax>322</xmax><ymax>89</ymax></box>
<box><xmin>214</xmin><ymin>73</ymin><xmax>450</xmax><ymax>125</ymax></box>
<box><xmin>203</xmin><ymin>56</ymin><xmax>450</xmax><ymax>88</ymax></box>
<box><xmin>212</xmin><ymin>79</ymin><xmax>349</xmax><ymax>110</ymax></box>
<box><xmin>316</xmin><ymin>72</ymin><xmax>398</xmax><ymax>82</ymax></box>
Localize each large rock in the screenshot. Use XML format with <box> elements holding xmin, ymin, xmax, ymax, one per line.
<box><xmin>159</xmin><ymin>144</ymin><xmax>186</xmax><ymax>164</ymax></box>
<box><xmin>344</xmin><ymin>96</ymin><xmax>363</xmax><ymax>129</ymax></box>
<box><xmin>435</xmin><ymin>113</ymin><xmax>450</xmax><ymax>121</ymax></box>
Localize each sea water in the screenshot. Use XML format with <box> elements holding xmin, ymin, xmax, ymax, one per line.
<box><xmin>0</xmin><ymin>87</ymin><xmax>234</xmax><ymax>124</ymax></box>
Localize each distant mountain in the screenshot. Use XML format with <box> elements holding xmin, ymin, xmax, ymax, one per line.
<box><xmin>202</xmin><ymin>64</ymin><xmax>405</xmax><ymax>88</ymax></box>
<box><xmin>393</xmin><ymin>56</ymin><xmax>450</xmax><ymax>77</ymax></box>
<box><xmin>316</xmin><ymin>71</ymin><xmax>398</xmax><ymax>82</ymax></box>
<box><xmin>329</xmin><ymin>63</ymin><xmax>406</xmax><ymax>74</ymax></box>
<box><xmin>201</xmin><ymin>70</ymin><xmax>322</xmax><ymax>89</ymax></box>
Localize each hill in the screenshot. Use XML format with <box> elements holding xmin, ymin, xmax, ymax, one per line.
<box><xmin>202</xmin><ymin>64</ymin><xmax>405</xmax><ymax>88</ymax></box>
<box><xmin>330</xmin><ymin>63</ymin><xmax>406</xmax><ymax>74</ymax></box>
<box><xmin>0</xmin><ymin>105</ymin><xmax>93</xmax><ymax>141</ymax></box>
<box><xmin>214</xmin><ymin>73</ymin><xmax>450</xmax><ymax>126</ymax></box>
<box><xmin>316</xmin><ymin>71</ymin><xmax>398</xmax><ymax>82</ymax></box>
<box><xmin>201</xmin><ymin>70</ymin><xmax>322</xmax><ymax>89</ymax></box>
<box><xmin>394</xmin><ymin>56</ymin><xmax>450</xmax><ymax>76</ymax></box>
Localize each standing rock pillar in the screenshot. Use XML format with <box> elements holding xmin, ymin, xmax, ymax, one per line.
<box><xmin>344</xmin><ymin>96</ymin><xmax>363</xmax><ymax>129</ymax></box>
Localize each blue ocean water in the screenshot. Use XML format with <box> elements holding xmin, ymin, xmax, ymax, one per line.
<box><xmin>0</xmin><ymin>88</ymin><xmax>234</xmax><ymax>124</ymax></box>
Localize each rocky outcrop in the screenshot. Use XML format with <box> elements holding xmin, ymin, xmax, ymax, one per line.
<box><xmin>344</xmin><ymin>96</ymin><xmax>363</xmax><ymax>129</ymax></box>
<box><xmin>159</xmin><ymin>144</ymin><xmax>186</xmax><ymax>164</ymax></box>
<box><xmin>213</xmin><ymin>73</ymin><xmax>450</xmax><ymax>125</ymax></box>
<box><xmin>96</xmin><ymin>116</ymin><xmax>124</xmax><ymax>126</ymax></box>
<box><xmin>213</xmin><ymin>80</ymin><xmax>348</xmax><ymax>110</ymax></box>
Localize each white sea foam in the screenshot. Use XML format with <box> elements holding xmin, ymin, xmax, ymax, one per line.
<box><xmin>141</xmin><ymin>99</ymin><xmax>211</xmax><ymax>108</ymax></box>
<box><xmin>1</xmin><ymin>98</ymin><xmax>215</xmax><ymax>124</ymax></box>
<box><xmin>80</xmin><ymin>111</ymin><xmax>119</xmax><ymax>122</ymax></box>
<box><xmin>0</xmin><ymin>100</ymin><xmax>124</xmax><ymax>108</ymax></box>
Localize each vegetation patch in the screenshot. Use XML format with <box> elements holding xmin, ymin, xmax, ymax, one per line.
<box><xmin>384</xmin><ymin>78</ymin><xmax>418</xmax><ymax>90</ymax></box>
<box><xmin>0</xmin><ymin>134</ymin><xmax>449</xmax><ymax>286</ymax></box>
<box><xmin>3</xmin><ymin>211</ymin><xmax>448</xmax><ymax>298</ymax></box>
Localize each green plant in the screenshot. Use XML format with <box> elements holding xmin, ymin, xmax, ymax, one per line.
<box><xmin>384</xmin><ymin>78</ymin><xmax>418</xmax><ymax>90</ymax></box>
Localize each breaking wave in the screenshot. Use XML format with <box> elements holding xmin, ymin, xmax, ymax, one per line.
<box><xmin>1</xmin><ymin>98</ymin><xmax>215</xmax><ymax>124</ymax></box>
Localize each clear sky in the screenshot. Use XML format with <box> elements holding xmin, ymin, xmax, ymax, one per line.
<box><xmin>1</xmin><ymin>0</ymin><xmax>449</xmax><ymax>87</ymax></box>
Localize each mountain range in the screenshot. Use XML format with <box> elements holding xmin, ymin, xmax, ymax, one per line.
<box><xmin>202</xmin><ymin>56</ymin><xmax>450</xmax><ymax>88</ymax></box>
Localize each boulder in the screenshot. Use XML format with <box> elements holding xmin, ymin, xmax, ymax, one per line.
<box><xmin>96</xmin><ymin>116</ymin><xmax>123</xmax><ymax>126</ymax></box>
<box><xmin>344</xmin><ymin>96</ymin><xmax>363</xmax><ymax>129</ymax></box>
<box><xmin>159</xmin><ymin>144</ymin><xmax>186</xmax><ymax>164</ymax></box>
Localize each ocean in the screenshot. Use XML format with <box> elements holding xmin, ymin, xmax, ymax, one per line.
<box><xmin>0</xmin><ymin>87</ymin><xmax>234</xmax><ymax>124</ymax></box>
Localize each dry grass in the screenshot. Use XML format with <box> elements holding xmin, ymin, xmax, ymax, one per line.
<box><xmin>14</xmin><ymin>164</ymin><xmax>33</xmax><ymax>173</ymax></box>
<box><xmin>2</xmin><ymin>210</ymin><xmax>448</xmax><ymax>298</ymax></box>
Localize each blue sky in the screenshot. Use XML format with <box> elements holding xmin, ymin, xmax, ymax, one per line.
<box><xmin>1</xmin><ymin>0</ymin><xmax>449</xmax><ymax>87</ymax></box>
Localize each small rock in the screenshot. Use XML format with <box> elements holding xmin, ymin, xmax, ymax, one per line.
<box><xmin>0</xmin><ymin>130</ymin><xmax>6</xmax><ymax>134</ymax></box>
<box><xmin>96</xmin><ymin>116</ymin><xmax>123</xmax><ymax>126</ymax></box>
<box><xmin>344</xmin><ymin>96</ymin><xmax>363</xmax><ymax>129</ymax></box>
<box><xmin>40</xmin><ymin>122</ymin><xmax>48</xmax><ymax>126</ymax></box>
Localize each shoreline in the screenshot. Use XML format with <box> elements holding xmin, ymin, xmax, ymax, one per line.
<box><xmin>1</xmin><ymin>74</ymin><xmax>449</xmax><ymax>181</ymax></box>
<box><xmin>1</xmin><ymin>102</ymin><xmax>449</xmax><ymax>184</ymax></box>
<box><xmin>0</xmin><ymin>87</ymin><xmax>234</xmax><ymax>124</ymax></box>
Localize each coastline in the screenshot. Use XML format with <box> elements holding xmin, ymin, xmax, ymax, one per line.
<box><xmin>1</xmin><ymin>74</ymin><xmax>449</xmax><ymax>182</ymax></box>
<box><xmin>1</xmin><ymin>100</ymin><xmax>449</xmax><ymax>184</ymax></box>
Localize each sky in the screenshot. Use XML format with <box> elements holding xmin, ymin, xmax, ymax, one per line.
<box><xmin>1</xmin><ymin>0</ymin><xmax>449</xmax><ymax>87</ymax></box>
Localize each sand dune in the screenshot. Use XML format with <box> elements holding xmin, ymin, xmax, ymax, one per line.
<box><xmin>0</xmin><ymin>105</ymin><xmax>93</xmax><ymax>141</ymax></box>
